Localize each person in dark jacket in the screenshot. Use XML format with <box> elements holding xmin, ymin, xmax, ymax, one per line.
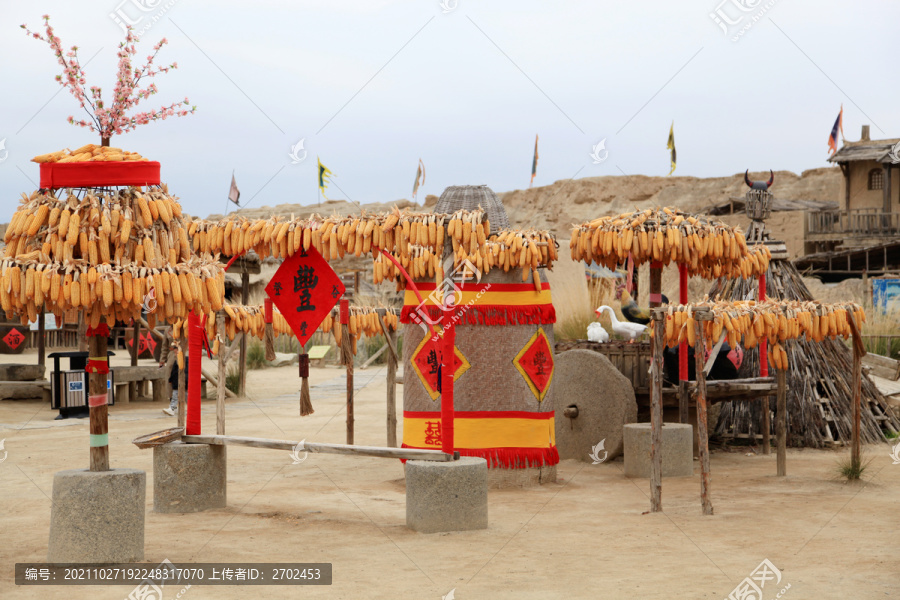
<box><xmin>158</xmin><ymin>329</ymin><xmax>187</xmax><ymax>416</ymax></box>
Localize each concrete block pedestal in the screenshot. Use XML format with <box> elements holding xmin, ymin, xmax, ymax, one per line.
<box><xmin>48</xmin><ymin>468</ymin><xmax>145</xmax><ymax>563</ymax></box>
<box><xmin>624</xmin><ymin>423</ymin><xmax>693</xmax><ymax>478</ymax></box>
<box><xmin>406</xmin><ymin>457</ymin><xmax>488</xmax><ymax>533</ymax></box>
<box><xmin>153</xmin><ymin>442</ymin><xmax>226</xmax><ymax>513</ymax></box>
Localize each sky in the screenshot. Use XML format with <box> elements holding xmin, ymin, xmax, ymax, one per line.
<box><xmin>0</xmin><ymin>0</ymin><xmax>897</xmax><ymax>222</ymax></box>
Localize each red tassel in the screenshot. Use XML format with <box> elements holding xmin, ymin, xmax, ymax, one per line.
<box><xmin>401</xmin><ymin>444</ymin><xmax>559</xmax><ymax>468</ymax></box>
<box><xmin>85</xmin><ymin>323</ymin><xmax>110</xmax><ymax>337</ymax></box>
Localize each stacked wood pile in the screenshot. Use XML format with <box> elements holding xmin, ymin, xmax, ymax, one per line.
<box><xmin>709</xmin><ymin>220</ymin><xmax>900</xmax><ymax>447</ymax></box>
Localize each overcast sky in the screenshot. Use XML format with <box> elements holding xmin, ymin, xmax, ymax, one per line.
<box><xmin>1</xmin><ymin>0</ymin><xmax>896</xmax><ymax>222</ymax></box>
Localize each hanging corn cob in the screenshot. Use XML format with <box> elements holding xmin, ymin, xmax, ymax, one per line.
<box><xmin>651</xmin><ymin>299</ymin><xmax>866</xmax><ymax>369</ymax></box>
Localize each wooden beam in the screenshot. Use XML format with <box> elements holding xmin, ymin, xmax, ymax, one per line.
<box><xmin>650</xmin><ymin>312</ymin><xmax>664</xmax><ymax>512</ymax></box>
<box><xmin>694</xmin><ymin>319</ymin><xmax>713</xmax><ymax>515</ymax></box>
<box><xmin>202</xmin><ymin>367</ymin><xmax>237</xmax><ymax>399</ymax></box>
<box><xmin>360</xmin><ymin>342</ymin><xmax>388</xmax><ymax>369</ymax></box>
<box><xmin>181</xmin><ymin>434</ymin><xmax>456</xmax><ymax>462</ymax></box>
<box><xmin>776</xmin><ymin>368</ymin><xmax>787</xmax><ymax>476</ymax></box>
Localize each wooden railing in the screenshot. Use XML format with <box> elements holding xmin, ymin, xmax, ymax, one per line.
<box><xmin>807</xmin><ymin>209</ymin><xmax>900</xmax><ymax>238</ymax></box>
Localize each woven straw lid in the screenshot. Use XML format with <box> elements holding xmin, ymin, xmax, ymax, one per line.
<box><xmin>434</xmin><ymin>185</ymin><xmax>509</xmax><ymax>235</ymax></box>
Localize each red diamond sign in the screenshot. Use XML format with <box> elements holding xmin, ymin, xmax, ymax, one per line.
<box><xmin>3</xmin><ymin>328</ymin><xmax>25</xmax><ymax>350</ymax></box>
<box><xmin>512</xmin><ymin>327</ymin><xmax>554</xmax><ymax>402</ymax></box>
<box><xmin>265</xmin><ymin>245</ymin><xmax>344</xmax><ymax>347</ymax></box>
<box><xmin>410</xmin><ymin>329</ymin><xmax>471</xmax><ymax>401</ymax></box>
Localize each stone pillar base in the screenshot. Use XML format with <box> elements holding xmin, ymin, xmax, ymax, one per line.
<box><xmin>154</xmin><ymin>442</ymin><xmax>226</xmax><ymax>513</ymax></box>
<box><xmin>624</xmin><ymin>423</ymin><xmax>694</xmax><ymax>478</ymax></box>
<box><xmin>406</xmin><ymin>457</ymin><xmax>488</xmax><ymax>533</ymax></box>
<box><xmin>48</xmin><ymin>468</ymin><xmax>145</xmax><ymax>563</ymax></box>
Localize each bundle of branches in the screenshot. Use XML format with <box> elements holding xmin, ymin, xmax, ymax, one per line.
<box><xmin>1</xmin><ymin>186</ymin><xmax>225</xmax><ymax>329</ymax></box>
<box><xmin>709</xmin><ymin>254</ymin><xmax>900</xmax><ymax>447</ymax></box>
<box><xmin>188</xmin><ymin>207</ymin><xmax>557</xmax><ymax>290</ymax></box>
<box><xmin>654</xmin><ymin>299</ymin><xmax>866</xmax><ymax>370</ymax></box>
<box><xmin>570</xmin><ymin>207</ymin><xmax>771</xmax><ymax>279</ymax></box>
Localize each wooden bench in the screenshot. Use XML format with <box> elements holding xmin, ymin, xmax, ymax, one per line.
<box><xmin>111</xmin><ymin>366</ymin><xmax>207</xmax><ymax>404</ymax></box>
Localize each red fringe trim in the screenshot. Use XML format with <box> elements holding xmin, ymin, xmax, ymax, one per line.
<box><xmin>400</xmin><ymin>304</ymin><xmax>556</xmax><ymax>327</ymax></box>
<box><xmin>402</xmin><ymin>444</ymin><xmax>559</xmax><ymax>468</ymax></box>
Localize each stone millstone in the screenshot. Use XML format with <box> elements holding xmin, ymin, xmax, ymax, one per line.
<box><xmin>406</xmin><ymin>457</ymin><xmax>488</xmax><ymax>533</ymax></box>
<box><xmin>553</xmin><ymin>349</ymin><xmax>637</xmax><ymax>462</ymax></box>
<box><xmin>48</xmin><ymin>468</ymin><xmax>145</xmax><ymax>563</ymax></box>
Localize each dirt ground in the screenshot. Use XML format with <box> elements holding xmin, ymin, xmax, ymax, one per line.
<box><xmin>1</xmin><ymin>356</ymin><xmax>899</xmax><ymax>600</ymax></box>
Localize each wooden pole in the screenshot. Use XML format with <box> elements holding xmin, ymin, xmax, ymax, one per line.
<box><xmin>37</xmin><ymin>312</ymin><xmax>46</xmax><ymax>368</ymax></box>
<box><xmin>694</xmin><ymin>317</ymin><xmax>713</xmax><ymax>515</ymax></box>
<box><xmin>129</xmin><ymin>318</ymin><xmax>140</xmax><ymax>402</ymax></box>
<box><xmin>182</xmin><ymin>434</ymin><xmax>456</xmax><ymax>461</ymax></box>
<box><xmin>88</xmin><ymin>333</ymin><xmax>109</xmax><ymax>472</ymax></box>
<box><xmin>650</xmin><ymin>311</ymin><xmax>664</xmax><ymax>512</ymax></box>
<box><xmin>649</xmin><ymin>261</ymin><xmax>663</xmax><ymax>308</ymax></box>
<box><xmin>216</xmin><ymin>311</ymin><xmax>226</xmax><ymax>436</ymax></box>
<box><xmin>847</xmin><ymin>312</ymin><xmax>866</xmax><ymax>473</ymax></box>
<box><xmin>238</xmin><ymin>272</ymin><xmax>249</xmax><ymax>398</ymax></box>
<box><xmin>759</xmin><ymin>273</ymin><xmax>771</xmax><ymax>455</ymax></box>
<box><xmin>378</xmin><ymin>312</ymin><xmax>399</xmax><ymax>448</ymax></box>
<box><xmin>341</xmin><ymin>299</ymin><xmax>353</xmax><ymax>445</ymax></box>
<box><xmin>776</xmin><ymin>368</ymin><xmax>787</xmax><ymax>476</ymax></box>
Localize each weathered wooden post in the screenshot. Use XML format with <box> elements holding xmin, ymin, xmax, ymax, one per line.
<box><xmin>216</xmin><ymin>311</ymin><xmax>226</xmax><ymax>435</ymax></box>
<box><xmin>238</xmin><ymin>271</ymin><xmax>249</xmax><ymax>397</ymax></box>
<box><xmin>650</xmin><ymin>309</ymin><xmax>665</xmax><ymax>512</ymax></box>
<box><xmin>129</xmin><ymin>318</ymin><xmax>140</xmax><ymax>402</ymax></box>
<box><xmin>776</xmin><ymin>368</ymin><xmax>787</xmax><ymax>476</ymax></box>
<box><xmin>678</xmin><ymin>263</ymin><xmax>689</xmax><ymax>424</ymax></box>
<box><xmin>38</xmin><ymin>312</ymin><xmax>46</xmax><ymax>368</ymax></box>
<box><xmin>378</xmin><ymin>309</ymin><xmax>399</xmax><ymax>448</ymax></box>
<box><xmin>341</xmin><ymin>299</ymin><xmax>354</xmax><ymax>445</ymax></box>
<box><xmin>86</xmin><ymin>324</ymin><xmax>110</xmax><ymax>471</ymax></box>
<box><xmin>694</xmin><ymin>310</ymin><xmax>713</xmax><ymax>515</ymax></box>
<box><xmin>759</xmin><ymin>273</ymin><xmax>771</xmax><ymax>455</ymax></box>
<box><xmin>846</xmin><ymin>312</ymin><xmax>866</xmax><ymax>472</ymax></box>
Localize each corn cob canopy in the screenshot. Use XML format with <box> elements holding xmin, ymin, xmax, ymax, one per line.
<box><xmin>189</xmin><ymin>207</ymin><xmax>558</xmax><ymax>289</ymax></box>
<box><xmin>1</xmin><ymin>185</ymin><xmax>226</xmax><ymax>329</ymax></box>
<box><xmin>570</xmin><ymin>207</ymin><xmax>771</xmax><ymax>279</ymax></box>
<box><xmin>184</xmin><ymin>303</ymin><xmax>401</xmax><ymax>358</ymax></box>
<box><xmin>654</xmin><ymin>299</ymin><xmax>866</xmax><ymax>369</ymax></box>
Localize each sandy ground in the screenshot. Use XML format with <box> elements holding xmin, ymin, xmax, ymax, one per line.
<box><xmin>1</xmin><ymin>357</ymin><xmax>899</xmax><ymax>600</ymax></box>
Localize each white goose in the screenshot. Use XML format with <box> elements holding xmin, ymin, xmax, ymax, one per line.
<box><xmin>587</xmin><ymin>322</ymin><xmax>610</xmax><ymax>343</ymax></box>
<box><xmin>596</xmin><ymin>305</ymin><xmax>647</xmax><ymax>341</ymax></box>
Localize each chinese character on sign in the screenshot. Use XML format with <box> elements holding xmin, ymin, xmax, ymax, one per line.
<box><xmin>424</xmin><ymin>421</ymin><xmax>442</xmax><ymax>446</ymax></box>
<box><xmin>426</xmin><ymin>349</ymin><xmax>439</xmax><ymax>375</ymax></box>
<box><xmin>300</xmin><ymin>322</ymin><xmax>308</xmax><ymax>338</ymax></box>
<box><xmin>332</xmin><ymin>285</ymin><xmax>341</xmax><ymax>299</ymax></box>
<box><xmin>294</xmin><ymin>265</ymin><xmax>318</xmax><ymax>313</ymax></box>
<box><xmin>273</xmin><ymin>281</ymin><xmax>283</xmax><ymax>296</ymax></box>
<box><xmin>3</xmin><ymin>329</ymin><xmax>24</xmax><ymax>350</ymax></box>
<box><xmin>24</xmin><ymin>568</ymin><xmax>37</xmax><ymax>581</ymax></box>
<box><xmin>533</xmin><ymin>350</ymin><xmax>548</xmax><ymax>376</ymax></box>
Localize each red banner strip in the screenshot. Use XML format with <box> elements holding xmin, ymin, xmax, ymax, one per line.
<box><xmin>404</xmin><ymin>410</ymin><xmax>554</xmax><ymax>420</ymax></box>
<box><xmin>88</xmin><ymin>394</ymin><xmax>108</xmax><ymax>408</ymax></box>
<box><xmin>400</xmin><ymin>304</ymin><xmax>555</xmax><ymax>326</ymax></box>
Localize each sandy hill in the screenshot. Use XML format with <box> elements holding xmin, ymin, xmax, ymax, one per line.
<box><xmin>216</xmin><ymin>168</ymin><xmax>842</xmax><ymax>238</ymax></box>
